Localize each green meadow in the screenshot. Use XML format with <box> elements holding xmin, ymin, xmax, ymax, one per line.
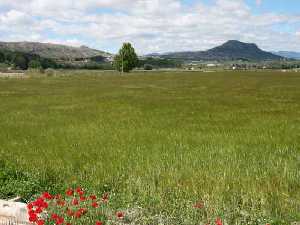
<box><xmin>0</xmin><ymin>71</ymin><xmax>299</xmax><ymax>224</ymax></box>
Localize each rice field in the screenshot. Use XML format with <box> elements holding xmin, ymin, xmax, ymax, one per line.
<box><xmin>0</xmin><ymin>71</ymin><xmax>299</xmax><ymax>224</ymax></box>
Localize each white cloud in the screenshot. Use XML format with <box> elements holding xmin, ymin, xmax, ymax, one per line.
<box><xmin>0</xmin><ymin>0</ymin><xmax>299</xmax><ymax>53</ymax></box>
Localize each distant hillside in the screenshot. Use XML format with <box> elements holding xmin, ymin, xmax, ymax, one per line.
<box><xmin>150</xmin><ymin>40</ymin><xmax>283</xmax><ymax>61</ymax></box>
<box><xmin>0</xmin><ymin>42</ymin><xmax>112</xmax><ymax>60</ymax></box>
<box><xmin>272</xmin><ymin>51</ymin><xmax>300</xmax><ymax>60</ymax></box>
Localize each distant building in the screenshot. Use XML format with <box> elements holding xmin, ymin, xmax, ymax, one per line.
<box><xmin>207</xmin><ymin>63</ymin><xmax>216</xmax><ymax>67</ymax></box>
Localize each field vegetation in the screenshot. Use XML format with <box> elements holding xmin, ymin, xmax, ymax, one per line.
<box><xmin>0</xmin><ymin>71</ymin><xmax>299</xmax><ymax>224</ymax></box>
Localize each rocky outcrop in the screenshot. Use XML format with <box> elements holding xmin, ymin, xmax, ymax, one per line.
<box><xmin>0</xmin><ymin>198</ymin><xmax>29</xmax><ymax>224</ymax></box>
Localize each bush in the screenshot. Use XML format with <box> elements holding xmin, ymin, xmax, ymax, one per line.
<box><xmin>29</xmin><ymin>60</ymin><xmax>42</xmax><ymax>69</ymax></box>
<box><xmin>45</xmin><ymin>68</ymin><xmax>56</xmax><ymax>77</ymax></box>
<box><xmin>144</xmin><ymin>64</ymin><xmax>153</xmax><ymax>70</ymax></box>
<box><xmin>0</xmin><ymin>160</ymin><xmax>62</xmax><ymax>201</ymax></box>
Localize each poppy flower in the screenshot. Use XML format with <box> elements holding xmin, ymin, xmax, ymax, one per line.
<box><xmin>76</xmin><ymin>187</ymin><xmax>84</xmax><ymax>196</ymax></box>
<box><xmin>36</xmin><ymin>219</ymin><xmax>45</xmax><ymax>225</ymax></box>
<box><xmin>116</xmin><ymin>211</ymin><xmax>124</xmax><ymax>219</ymax></box>
<box><xmin>74</xmin><ymin>210</ymin><xmax>82</xmax><ymax>218</ymax></box>
<box><xmin>55</xmin><ymin>217</ymin><xmax>64</xmax><ymax>225</ymax></box>
<box><xmin>72</xmin><ymin>198</ymin><xmax>79</xmax><ymax>205</ymax></box>
<box><xmin>51</xmin><ymin>213</ymin><xmax>59</xmax><ymax>220</ymax></box>
<box><xmin>42</xmin><ymin>192</ymin><xmax>52</xmax><ymax>200</ymax></box>
<box><xmin>27</xmin><ymin>203</ymin><xmax>33</xmax><ymax>210</ymax></box>
<box><xmin>92</xmin><ymin>202</ymin><xmax>99</xmax><ymax>208</ymax></box>
<box><xmin>74</xmin><ymin>208</ymin><xmax>87</xmax><ymax>218</ymax></box>
<box><xmin>102</xmin><ymin>193</ymin><xmax>109</xmax><ymax>203</ymax></box>
<box><xmin>28</xmin><ymin>212</ymin><xmax>37</xmax><ymax>222</ymax></box>
<box><xmin>79</xmin><ymin>208</ymin><xmax>88</xmax><ymax>215</ymax></box>
<box><xmin>80</xmin><ymin>196</ymin><xmax>86</xmax><ymax>201</ymax></box>
<box><xmin>57</xmin><ymin>200</ymin><xmax>66</xmax><ymax>207</ymax></box>
<box><xmin>215</xmin><ymin>218</ymin><xmax>223</xmax><ymax>225</ymax></box>
<box><xmin>90</xmin><ymin>195</ymin><xmax>97</xmax><ymax>200</ymax></box>
<box><xmin>33</xmin><ymin>197</ymin><xmax>47</xmax><ymax>208</ymax></box>
<box><xmin>35</xmin><ymin>207</ymin><xmax>43</xmax><ymax>214</ymax></box>
<box><xmin>55</xmin><ymin>194</ymin><xmax>62</xmax><ymax>200</ymax></box>
<box><xmin>95</xmin><ymin>221</ymin><xmax>103</xmax><ymax>225</ymax></box>
<box><xmin>66</xmin><ymin>188</ymin><xmax>74</xmax><ymax>196</ymax></box>
<box><xmin>66</xmin><ymin>208</ymin><xmax>74</xmax><ymax>217</ymax></box>
<box><xmin>193</xmin><ymin>201</ymin><xmax>204</xmax><ymax>209</ymax></box>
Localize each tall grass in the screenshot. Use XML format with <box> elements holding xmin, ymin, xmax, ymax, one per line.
<box><xmin>0</xmin><ymin>71</ymin><xmax>299</xmax><ymax>224</ymax></box>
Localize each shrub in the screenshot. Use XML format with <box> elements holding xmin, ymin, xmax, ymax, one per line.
<box><xmin>45</xmin><ymin>68</ymin><xmax>56</xmax><ymax>77</ymax></box>
<box><xmin>0</xmin><ymin>160</ymin><xmax>61</xmax><ymax>201</ymax></box>
<box><xmin>29</xmin><ymin>60</ymin><xmax>42</xmax><ymax>69</ymax></box>
<box><xmin>144</xmin><ymin>64</ymin><xmax>153</xmax><ymax>70</ymax></box>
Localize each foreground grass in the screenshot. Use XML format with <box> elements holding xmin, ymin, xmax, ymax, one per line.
<box><xmin>0</xmin><ymin>71</ymin><xmax>299</xmax><ymax>224</ymax></box>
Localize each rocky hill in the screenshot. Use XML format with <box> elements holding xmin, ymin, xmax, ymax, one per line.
<box><xmin>0</xmin><ymin>42</ymin><xmax>112</xmax><ymax>60</ymax></box>
<box><xmin>150</xmin><ymin>40</ymin><xmax>283</xmax><ymax>61</ymax></box>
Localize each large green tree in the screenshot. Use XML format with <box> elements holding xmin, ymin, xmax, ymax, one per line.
<box><xmin>114</xmin><ymin>43</ymin><xmax>138</xmax><ymax>73</ymax></box>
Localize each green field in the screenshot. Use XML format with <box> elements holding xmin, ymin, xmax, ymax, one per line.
<box><xmin>0</xmin><ymin>71</ymin><xmax>299</xmax><ymax>224</ymax></box>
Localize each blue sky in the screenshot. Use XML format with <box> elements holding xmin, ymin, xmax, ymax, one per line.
<box><xmin>0</xmin><ymin>0</ymin><xmax>299</xmax><ymax>54</ymax></box>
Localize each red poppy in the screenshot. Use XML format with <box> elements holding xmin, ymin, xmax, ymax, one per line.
<box><xmin>79</xmin><ymin>208</ymin><xmax>88</xmax><ymax>215</ymax></box>
<box><xmin>80</xmin><ymin>196</ymin><xmax>86</xmax><ymax>201</ymax></box>
<box><xmin>116</xmin><ymin>211</ymin><xmax>124</xmax><ymax>219</ymax></box>
<box><xmin>72</xmin><ymin>198</ymin><xmax>79</xmax><ymax>205</ymax></box>
<box><xmin>74</xmin><ymin>210</ymin><xmax>82</xmax><ymax>218</ymax></box>
<box><xmin>66</xmin><ymin>208</ymin><xmax>74</xmax><ymax>217</ymax></box>
<box><xmin>92</xmin><ymin>202</ymin><xmax>99</xmax><ymax>208</ymax></box>
<box><xmin>95</xmin><ymin>221</ymin><xmax>103</xmax><ymax>225</ymax></box>
<box><xmin>90</xmin><ymin>195</ymin><xmax>97</xmax><ymax>200</ymax></box>
<box><xmin>42</xmin><ymin>192</ymin><xmax>52</xmax><ymax>200</ymax></box>
<box><xmin>36</xmin><ymin>219</ymin><xmax>45</xmax><ymax>225</ymax></box>
<box><xmin>66</xmin><ymin>188</ymin><xmax>74</xmax><ymax>196</ymax></box>
<box><xmin>102</xmin><ymin>193</ymin><xmax>109</xmax><ymax>203</ymax></box>
<box><xmin>33</xmin><ymin>197</ymin><xmax>48</xmax><ymax>209</ymax></box>
<box><xmin>28</xmin><ymin>209</ymin><xmax>35</xmax><ymax>215</ymax></box>
<box><xmin>55</xmin><ymin>217</ymin><xmax>64</xmax><ymax>225</ymax></box>
<box><xmin>28</xmin><ymin>212</ymin><xmax>37</xmax><ymax>222</ymax></box>
<box><xmin>51</xmin><ymin>213</ymin><xmax>59</xmax><ymax>220</ymax></box>
<box><xmin>66</xmin><ymin>223</ymin><xmax>71</xmax><ymax>225</ymax></box>
<box><xmin>35</xmin><ymin>207</ymin><xmax>43</xmax><ymax>214</ymax></box>
<box><xmin>55</xmin><ymin>194</ymin><xmax>62</xmax><ymax>200</ymax></box>
<box><xmin>27</xmin><ymin>203</ymin><xmax>33</xmax><ymax>210</ymax></box>
<box><xmin>57</xmin><ymin>200</ymin><xmax>66</xmax><ymax>207</ymax></box>
<box><xmin>76</xmin><ymin>187</ymin><xmax>84</xmax><ymax>196</ymax></box>
<box><xmin>193</xmin><ymin>201</ymin><xmax>204</xmax><ymax>209</ymax></box>
<box><xmin>215</xmin><ymin>218</ymin><xmax>223</xmax><ymax>225</ymax></box>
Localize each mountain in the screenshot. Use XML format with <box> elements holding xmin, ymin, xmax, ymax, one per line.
<box><xmin>150</xmin><ymin>40</ymin><xmax>283</xmax><ymax>61</ymax></box>
<box><xmin>0</xmin><ymin>42</ymin><xmax>112</xmax><ymax>60</ymax></box>
<box><xmin>272</xmin><ymin>51</ymin><xmax>300</xmax><ymax>60</ymax></box>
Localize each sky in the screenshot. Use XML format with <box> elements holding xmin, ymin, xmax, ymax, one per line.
<box><xmin>0</xmin><ymin>0</ymin><xmax>300</xmax><ymax>54</ymax></box>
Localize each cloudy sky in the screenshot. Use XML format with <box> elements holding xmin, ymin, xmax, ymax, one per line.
<box><xmin>0</xmin><ymin>0</ymin><xmax>299</xmax><ymax>54</ymax></box>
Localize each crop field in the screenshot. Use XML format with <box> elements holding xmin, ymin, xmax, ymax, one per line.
<box><xmin>0</xmin><ymin>71</ymin><xmax>299</xmax><ymax>224</ymax></box>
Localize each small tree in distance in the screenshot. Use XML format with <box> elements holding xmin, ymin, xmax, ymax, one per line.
<box><xmin>28</xmin><ymin>60</ymin><xmax>42</xmax><ymax>69</ymax></box>
<box><xmin>114</xmin><ymin>43</ymin><xmax>138</xmax><ymax>73</ymax></box>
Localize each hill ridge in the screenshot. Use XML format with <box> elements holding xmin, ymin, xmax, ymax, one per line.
<box><xmin>149</xmin><ymin>40</ymin><xmax>283</xmax><ymax>61</ymax></box>
<box><xmin>0</xmin><ymin>41</ymin><xmax>112</xmax><ymax>60</ymax></box>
